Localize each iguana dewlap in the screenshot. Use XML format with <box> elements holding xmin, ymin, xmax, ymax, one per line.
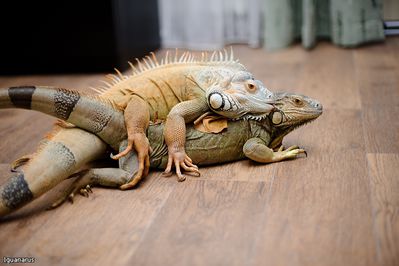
<box><xmin>94</xmin><ymin>49</ymin><xmax>275</xmax><ymax>186</ymax></box>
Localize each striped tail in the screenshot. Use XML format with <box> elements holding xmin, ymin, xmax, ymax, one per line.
<box><xmin>0</xmin><ymin>86</ymin><xmax>126</xmax><ymax>150</ymax></box>
<box><xmin>0</xmin><ymin>128</ymin><xmax>107</xmax><ymax>216</ymax></box>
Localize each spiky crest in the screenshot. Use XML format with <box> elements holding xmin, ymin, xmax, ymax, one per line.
<box><xmin>90</xmin><ymin>48</ymin><xmax>240</xmax><ymax>95</ymax></box>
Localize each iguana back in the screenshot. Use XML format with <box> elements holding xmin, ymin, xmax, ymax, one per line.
<box><xmin>99</xmin><ymin>51</ymin><xmax>247</xmax><ymax>119</ymax></box>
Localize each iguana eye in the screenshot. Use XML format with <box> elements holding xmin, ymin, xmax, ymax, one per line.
<box><xmin>246</xmin><ymin>81</ymin><xmax>257</xmax><ymax>91</ymax></box>
<box><xmin>293</xmin><ymin>98</ymin><xmax>303</xmax><ymax>105</ymax></box>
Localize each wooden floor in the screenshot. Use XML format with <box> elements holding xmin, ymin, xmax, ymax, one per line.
<box><xmin>0</xmin><ymin>38</ymin><xmax>398</xmax><ymax>266</ymax></box>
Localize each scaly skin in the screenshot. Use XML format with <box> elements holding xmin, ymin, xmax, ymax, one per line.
<box><xmin>0</xmin><ymin>88</ymin><xmax>322</xmax><ymax>217</ymax></box>
<box><xmin>1</xmin><ymin>51</ymin><xmax>276</xmax><ymax>187</ymax></box>
<box><xmin>99</xmin><ymin>50</ymin><xmax>275</xmax><ymax>185</ymax></box>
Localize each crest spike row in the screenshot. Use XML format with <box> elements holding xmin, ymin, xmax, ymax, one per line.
<box><xmin>174</xmin><ymin>48</ymin><xmax>178</xmax><ymax>62</ymax></box>
<box><xmin>128</xmin><ymin>61</ymin><xmax>138</xmax><ymax>74</ymax></box>
<box><xmin>150</xmin><ymin>52</ymin><xmax>159</xmax><ymax>66</ymax></box>
<box><xmin>114</xmin><ymin>68</ymin><xmax>124</xmax><ymax>79</ymax></box>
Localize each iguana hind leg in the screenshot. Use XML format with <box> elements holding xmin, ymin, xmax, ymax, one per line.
<box><xmin>50</xmin><ymin>168</ymin><xmax>133</xmax><ymax>209</ymax></box>
<box><xmin>51</xmin><ymin>140</ymin><xmax>141</xmax><ymax>207</ymax></box>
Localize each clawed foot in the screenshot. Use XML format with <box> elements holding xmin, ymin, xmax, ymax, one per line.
<box><xmin>49</xmin><ymin>173</ymin><xmax>93</xmax><ymax>209</ymax></box>
<box><xmin>111</xmin><ymin>133</ymin><xmax>152</xmax><ymax>189</ymax></box>
<box><xmin>162</xmin><ymin>150</ymin><xmax>200</xmax><ymax>182</ymax></box>
<box><xmin>79</xmin><ymin>185</ymin><xmax>93</xmax><ymax>197</ymax></box>
<box><xmin>274</xmin><ymin>145</ymin><xmax>307</xmax><ymax>161</ymax></box>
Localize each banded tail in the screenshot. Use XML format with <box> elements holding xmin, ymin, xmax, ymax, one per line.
<box><xmin>0</xmin><ymin>86</ymin><xmax>126</xmax><ymax>149</ymax></box>
<box><xmin>0</xmin><ymin>128</ymin><xmax>107</xmax><ymax>216</ymax></box>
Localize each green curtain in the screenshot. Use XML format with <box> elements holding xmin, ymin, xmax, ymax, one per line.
<box><xmin>263</xmin><ymin>0</ymin><xmax>385</xmax><ymax>50</ymax></box>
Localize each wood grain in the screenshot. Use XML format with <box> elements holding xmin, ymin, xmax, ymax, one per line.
<box><xmin>1</xmin><ymin>37</ymin><xmax>399</xmax><ymax>266</ymax></box>
<box><xmin>367</xmin><ymin>153</ymin><xmax>399</xmax><ymax>266</ymax></box>
<box><xmin>15</xmin><ymin>174</ymin><xmax>175</xmax><ymax>266</ymax></box>
<box><xmin>362</xmin><ymin>106</ymin><xmax>399</xmax><ymax>153</ymax></box>
<box><xmin>252</xmin><ymin>150</ymin><xmax>377</xmax><ymax>266</ymax></box>
<box><xmin>127</xmin><ymin>180</ymin><xmax>271</xmax><ymax>266</ymax></box>
<box><xmin>295</xmin><ymin>43</ymin><xmax>360</xmax><ymax>110</ymax></box>
<box><xmin>354</xmin><ymin>43</ymin><xmax>399</xmax><ymax>107</ymax></box>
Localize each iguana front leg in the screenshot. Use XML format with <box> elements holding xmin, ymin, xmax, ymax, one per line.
<box><xmin>111</xmin><ymin>96</ymin><xmax>152</xmax><ymax>186</ymax></box>
<box><xmin>163</xmin><ymin>98</ymin><xmax>207</xmax><ymax>181</ymax></box>
<box><xmin>243</xmin><ymin>138</ymin><xmax>306</xmax><ymax>163</ymax></box>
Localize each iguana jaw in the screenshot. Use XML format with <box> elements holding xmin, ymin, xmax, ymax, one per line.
<box><xmin>268</xmin><ymin>92</ymin><xmax>322</xmax><ymax>148</ymax></box>
<box><xmin>273</xmin><ymin>92</ymin><xmax>322</xmax><ymax>126</ymax></box>
<box><xmin>206</xmin><ymin>73</ymin><xmax>274</xmax><ymax>119</ymax></box>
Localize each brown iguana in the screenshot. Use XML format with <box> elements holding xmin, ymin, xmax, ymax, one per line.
<box><xmin>0</xmin><ymin>87</ymin><xmax>322</xmax><ymax>216</ymax></box>
<box><xmin>95</xmin><ymin>49</ymin><xmax>276</xmax><ymax>186</ymax></box>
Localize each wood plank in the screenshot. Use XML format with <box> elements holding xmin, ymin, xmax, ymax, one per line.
<box><xmin>252</xmin><ymin>150</ymin><xmax>377</xmax><ymax>266</ymax></box>
<box><xmin>234</xmin><ymin>44</ymin><xmax>308</xmax><ymax>91</ymax></box>
<box><xmin>1</xmin><ymin>38</ymin><xmax>399</xmax><ymax>266</ymax></box>
<box><xmin>354</xmin><ymin>43</ymin><xmax>399</xmax><ymax>107</ymax></box>
<box><xmin>2</xmin><ymin>173</ymin><xmax>176</xmax><ymax>266</ymax></box>
<box><xmin>362</xmin><ymin>106</ymin><xmax>399</xmax><ymax>153</ymax></box>
<box><xmin>284</xmin><ymin>108</ymin><xmax>365</xmax><ymax>153</ymax></box>
<box><xmin>198</xmin><ymin>160</ymin><xmax>276</xmax><ymax>182</ymax></box>
<box><xmin>0</xmin><ymin>74</ymin><xmax>104</xmax><ymax>91</ymax></box>
<box><xmin>295</xmin><ymin>43</ymin><xmax>360</xmax><ymax>110</ymax></box>
<box><xmin>367</xmin><ymin>153</ymin><xmax>399</xmax><ymax>266</ymax></box>
<box><xmin>127</xmin><ymin>180</ymin><xmax>271</xmax><ymax>266</ymax></box>
<box><xmin>0</xmin><ymin>109</ymin><xmax>55</xmax><ymax>163</ymax></box>
<box><xmin>249</xmin><ymin>106</ymin><xmax>375</xmax><ymax>265</ymax></box>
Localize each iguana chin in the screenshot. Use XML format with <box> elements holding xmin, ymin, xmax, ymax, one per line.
<box><xmin>88</xmin><ymin>49</ymin><xmax>276</xmax><ymax>187</ymax></box>
<box><xmin>0</xmin><ymin>87</ymin><xmax>322</xmax><ymax>217</ymax></box>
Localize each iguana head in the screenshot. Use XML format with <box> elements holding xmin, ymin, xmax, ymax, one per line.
<box><xmin>206</xmin><ymin>71</ymin><xmax>274</xmax><ymax>120</ymax></box>
<box><xmin>268</xmin><ymin>92</ymin><xmax>323</xmax><ymax>148</ymax></box>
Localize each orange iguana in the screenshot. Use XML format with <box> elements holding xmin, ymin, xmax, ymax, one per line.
<box><xmin>97</xmin><ymin>49</ymin><xmax>276</xmax><ymax>187</ymax></box>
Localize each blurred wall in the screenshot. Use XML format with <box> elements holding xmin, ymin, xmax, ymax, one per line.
<box><xmin>0</xmin><ymin>1</ymin><xmax>160</xmax><ymax>75</ymax></box>
<box><xmin>383</xmin><ymin>0</ymin><xmax>399</xmax><ymax>19</ymax></box>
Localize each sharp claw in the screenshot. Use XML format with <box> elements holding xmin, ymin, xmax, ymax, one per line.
<box><xmin>68</xmin><ymin>193</ymin><xmax>74</xmax><ymax>204</ymax></box>
<box><xmin>120</xmin><ymin>184</ymin><xmax>129</xmax><ymax>190</ymax></box>
<box><xmin>303</xmin><ymin>150</ymin><xmax>308</xmax><ymax>157</ymax></box>
<box><xmin>86</xmin><ymin>185</ymin><xmax>93</xmax><ymax>193</ymax></box>
<box><xmin>80</xmin><ymin>189</ymin><xmax>89</xmax><ymax>197</ymax></box>
<box><xmin>162</xmin><ymin>171</ymin><xmax>173</xmax><ymax>177</ymax></box>
<box><xmin>177</xmin><ymin>175</ymin><xmax>186</xmax><ymax>182</ymax></box>
<box><xmin>185</xmin><ymin>171</ymin><xmax>201</xmax><ymax>177</ymax></box>
<box><xmin>120</xmin><ymin>175</ymin><xmax>142</xmax><ymax>190</ymax></box>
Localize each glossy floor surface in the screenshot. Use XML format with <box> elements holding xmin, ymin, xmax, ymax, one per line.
<box><xmin>0</xmin><ymin>37</ymin><xmax>398</xmax><ymax>266</ymax></box>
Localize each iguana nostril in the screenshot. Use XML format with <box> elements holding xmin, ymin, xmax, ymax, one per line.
<box><xmin>209</xmin><ymin>93</ymin><xmax>224</xmax><ymax>110</ymax></box>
